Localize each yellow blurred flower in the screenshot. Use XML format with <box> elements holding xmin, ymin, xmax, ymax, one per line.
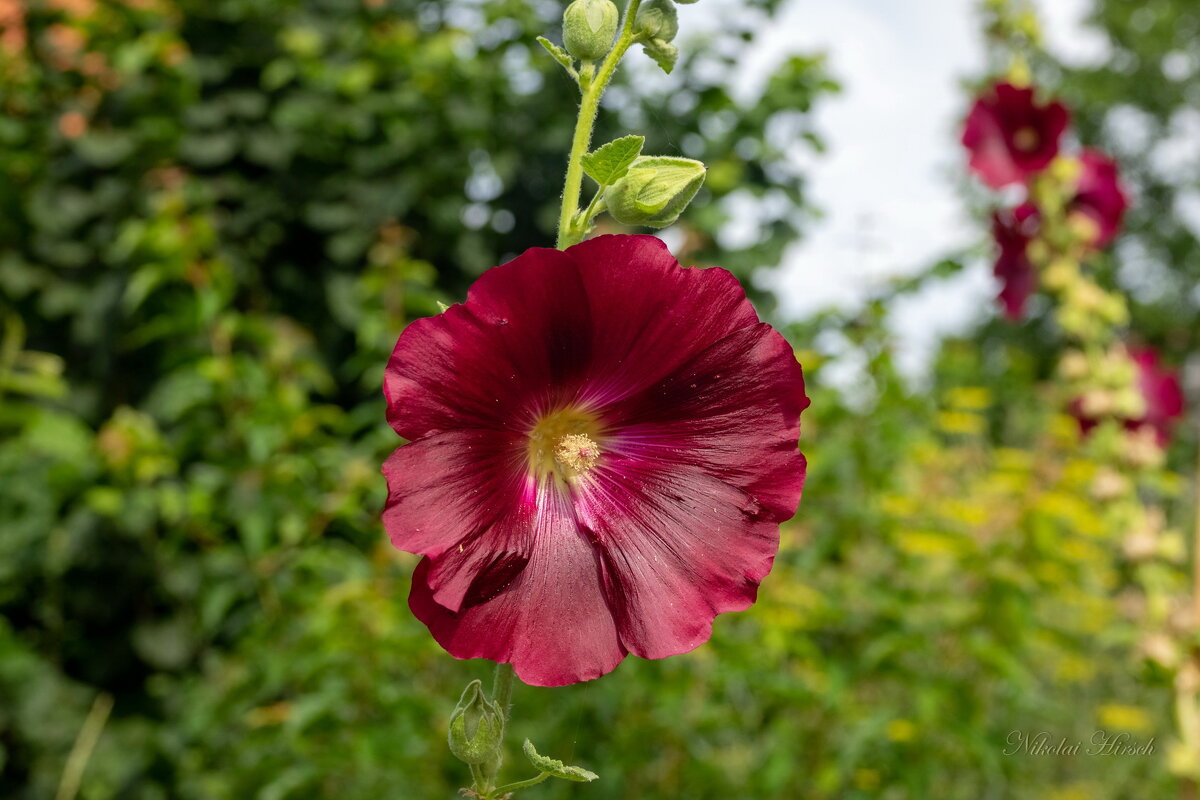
<box><xmin>938</xmin><ymin>410</ymin><xmax>986</xmax><ymax>435</ymax></box>
<box><xmin>945</xmin><ymin>386</ymin><xmax>991</xmax><ymax>410</ymax></box>
<box><xmin>886</xmin><ymin>718</ymin><xmax>917</xmax><ymax>743</ymax></box>
<box><xmin>1096</xmin><ymin>704</ymin><xmax>1152</xmax><ymax>733</ymax></box>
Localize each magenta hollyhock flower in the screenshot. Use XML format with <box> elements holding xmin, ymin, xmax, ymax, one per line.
<box><xmin>961</xmin><ymin>82</ymin><xmax>1070</xmax><ymax>189</ymax></box>
<box><xmin>382</xmin><ymin>234</ymin><xmax>808</xmax><ymax>687</ymax></box>
<box><xmin>991</xmin><ymin>201</ymin><xmax>1040</xmax><ymax>319</ymax></box>
<box><xmin>1127</xmin><ymin>347</ymin><xmax>1185</xmax><ymax>445</ymax></box>
<box><xmin>1069</xmin><ymin>149</ymin><xmax>1128</xmax><ymax>249</ymax></box>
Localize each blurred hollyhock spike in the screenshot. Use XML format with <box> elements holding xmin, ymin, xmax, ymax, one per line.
<box><xmin>382</xmin><ymin>234</ymin><xmax>808</xmax><ymax>686</ymax></box>
<box><xmin>1068</xmin><ymin>148</ymin><xmax>1129</xmax><ymax>250</ymax></box>
<box><xmin>991</xmin><ymin>201</ymin><xmax>1040</xmax><ymax>320</ymax></box>
<box><xmin>961</xmin><ymin>82</ymin><xmax>1069</xmax><ymax>189</ymax></box>
<box><xmin>1073</xmin><ymin>346</ymin><xmax>1185</xmax><ymax>446</ymax></box>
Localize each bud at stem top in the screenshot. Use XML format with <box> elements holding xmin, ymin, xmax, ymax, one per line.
<box><xmin>563</xmin><ymin>0</ymin><xmax>619</xmax><ymax>61</ymax></box>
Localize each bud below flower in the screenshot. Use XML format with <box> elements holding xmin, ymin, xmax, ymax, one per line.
<box><xmin>563</xmin><ymin>0</ymin><xmax>618</xmax><ymax>61</ymax></box>
<box><xmin>604</xmin><ymin>156</ymin><xmax>706</xmax><ymax>228</ymax></box>
<box><xmin>634</xmin><ymin>0</ymin><xmax>678</xmax><ymax>42</ymax></box>
<box><xmin>447</xmin><ymin>679</ymin><xmax>504</xmax><ymax>765</ymax></box>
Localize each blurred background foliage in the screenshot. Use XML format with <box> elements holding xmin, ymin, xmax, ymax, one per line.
<box><xmin>0</xmin><ymin>0</ymin><xmax>1196</xmax><ymax>799</ymax></box>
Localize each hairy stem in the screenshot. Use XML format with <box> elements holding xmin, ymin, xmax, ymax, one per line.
<box><xmin>555</xmin><ymin>0</ymin><xmax>644</xmax><ymax>249</ymax></box>
<box><xmin>475</xmin><ymin>662</ymin><xmax>517</xmax><ymax>796</ymax></box>
<box><xmin>491</xmin><ymin>661</ymin><xmax>515</xmax><ymax>719</ymax></box>
<box><xmin>493</xmin><ymin>773</ymin><xmax>551</xmax><ymax>794</ymax></box>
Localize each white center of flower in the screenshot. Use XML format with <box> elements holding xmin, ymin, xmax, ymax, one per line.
<box><xmin>553</xmin><ymin>433</ymin><xmax>600</xmax><ymax>477</ymax></box>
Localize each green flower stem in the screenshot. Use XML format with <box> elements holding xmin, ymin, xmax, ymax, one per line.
<box><xmin>493</xmin><ymin>773</ymin><xmax>551</xmax><ymax>794</ymax></box>
<box><xmin>578</xmin><ymin>191</ymin><xmax>607</xmax><ymax>229</ymax></box>
<box><xmin>475</xmin><ymin>663</ymin><xmax>516</xmax><ymax>794</ymax></box>
<box><xmin>555</xmin><ymin>0</ymin><xmax>644</xmax><ymax>250</ymax></box>
<box><xmin>469</xmin><ymin>763</ymin><xmax>487</xmax><ymax>794</ymax></box>
<box><xmin>491</xmin><ymin>662</ymin><xmax>515</xmax><ymax>719</ymax></box>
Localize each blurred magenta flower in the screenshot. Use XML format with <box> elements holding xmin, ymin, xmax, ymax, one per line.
<box><xmin>382</xmin><ymin>234</ymin><xmax>809</xmax><ymax>686</ymax></box>
<box><xmin>991</xmin><ymin>202</ymin><xmax>1040</xmax><ymax>319</ymax></box>
<box><xmin>962</xmin><ymin>82</ymin><xmax>1069</xmax><ymax>189</ymax></box>
<box><xmin>1069</xmin><ymin>149</ymin><xmax>1128</xmax><ymax>249</ymax></box>
<box><xmin>1127</xmin><ymin>347</ymin><xmax>1185</xmax><ymax>445</ymax></box>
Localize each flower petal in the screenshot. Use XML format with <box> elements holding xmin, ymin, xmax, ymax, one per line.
<box><xmin>603</xmin><ymin>319</ymin><xmax>807</xmax><ymax>519</ymax></box>
<box><xmin>991</xmin><ymin>204</ymin><xmax>1040</xmax><ymax>320</ymax></box>
<box><xmin>382</xmin><ymin>428</ymin><xmax>526</xmax><ymax>565</ymax></box>
<box><xmin>383</xmin><ymin>246</ymin><xmax>592</xmax><ymax>440</ymax></box>
<box><xmin>564</xmin><ymin>235</ymin><xmax>765</xmax><ymax>407</ymax></box>
<box><xmin>574</xmin><ymin>457</ymin><xmax>783</xmax><ymax>659</ymax></box>
<box><xmin>1073</xmin><ymin>149</ymin><xmax>1128</xmax><ymax>249</ymax></box>
<box><xmin>408</xmin><ymin>482</ymin><xmax>626</xmax><ymax>687</ymax></box>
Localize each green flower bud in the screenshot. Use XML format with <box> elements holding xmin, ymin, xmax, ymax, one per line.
<box><xmin>563</xmin><ymin>0</ymin><xmax>619</xmax><ymax>61</ymax></box>
<box><xmin>447</xmin><ymin>680</ymin><xmax>504</xmax><ymax>766</ymax></box>
<box><xmin>604</xmin><ymin>156</ymin><xmax>706</xmax><ymax>228</ymax></box>
<box><xmin>634</xmin><ymin>0</ymin><xmax>679</xmax><ymax>42</ymax></box>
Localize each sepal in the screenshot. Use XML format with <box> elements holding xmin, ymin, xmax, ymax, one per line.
<box><xmin>634</xmin><ymin>0</ymin><xmax>679</xmax><ymax>42</ymax></box>
<box><xmin>642</xmin><ymin>37</ymin><xmax>678</xmax><ymax>73</ymax></box>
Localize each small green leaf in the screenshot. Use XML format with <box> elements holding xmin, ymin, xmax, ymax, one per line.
<box><xmin>581</xmin><ymin>135</ymin><xmax>645</xmax><ymax>186</ymax></box>
<box><xmin>641</xmin><ymin>37</ymin><xmax>678</xmax><ymax>74</ymax></box>
<box><xmin>523</xmin><ymin>739</ymin><xmax>599</xmax><ymax>783</ymax></box>
<box><xmin>536</xmin><ymin>36</ymin><xmax>576</xmax><ymax>76</ymax></box>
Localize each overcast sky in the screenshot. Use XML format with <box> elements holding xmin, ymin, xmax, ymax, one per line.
<box><xmin>687</xmin><ymin>0</ymin><xmax>1101</xmax><ymax>377</ymax></box>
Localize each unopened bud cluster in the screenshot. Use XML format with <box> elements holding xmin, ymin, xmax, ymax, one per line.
<box><xmin>558</xmin><ymin>0</ymin><xmax>699</xmax><ymax>73</ymax></box>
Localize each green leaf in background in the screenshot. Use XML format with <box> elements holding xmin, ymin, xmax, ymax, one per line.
<box><xmin>581</xmin><ymin>134</ymin><xmax>645</xmax><ymax>186</ymax></box>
